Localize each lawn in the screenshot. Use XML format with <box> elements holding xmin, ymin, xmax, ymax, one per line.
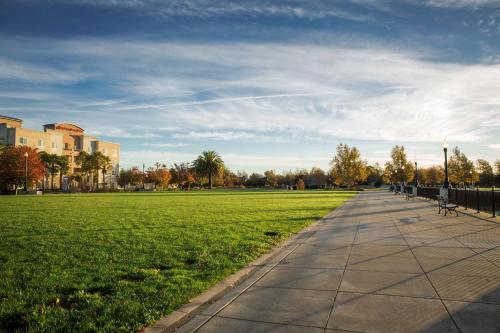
<box><xmin>0</xmin><ymin>190</ymin><xmax>355</xmax><ymax>332</ymax></box>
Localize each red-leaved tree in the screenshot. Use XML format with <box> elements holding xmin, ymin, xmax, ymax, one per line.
<box><xmin>0</xmin><ymin>146</ymin><xmax>45</xmax><ymax>191</ymax></box>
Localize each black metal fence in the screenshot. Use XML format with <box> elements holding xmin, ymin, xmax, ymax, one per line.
<box><xmin>415</xmin><ymin>187</ymin><xmax>440</xmax><ymax>199</ymax></box>
<box><xmin>416</xmin><ymin>186</ymin><xmax>499</xmax><ymax>217</ymax></box>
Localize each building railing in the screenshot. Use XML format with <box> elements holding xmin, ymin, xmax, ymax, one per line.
<box><xmin>415</xmin><ymin>186</ymin><xmax>498</xmax><ymax>217</ymax></box>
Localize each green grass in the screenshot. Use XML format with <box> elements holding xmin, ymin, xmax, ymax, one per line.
<box><xmin>0</xmin><ymin>190</ymin><xmax>355</xmax><ymax>332</ymax></box>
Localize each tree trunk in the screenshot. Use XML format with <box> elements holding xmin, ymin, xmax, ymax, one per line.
<box><xmin>208</xmin><ymin>173</ymin><xmax>212</xmax><ymax>189</ymax></box>
<box><xmin>50</xmin><ymin>172</ymin><xmax>54</xmax><ymax>190</ymax></box>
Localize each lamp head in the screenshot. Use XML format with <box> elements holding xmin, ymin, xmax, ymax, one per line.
<box><xmin>442</xmin><ymin>139</ymin><xmax>448</xmax><ymax>149</ymax></box>
<box><xmin>24</xmin><ymin>152</ymin><xmax>28</xmax><ymax>158</ymax></box>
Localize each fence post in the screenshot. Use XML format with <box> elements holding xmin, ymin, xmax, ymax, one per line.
<box><xmin>465</xmin><ymin>187</ymin><xmax>467</xmax><ymax>210</ymax></box>
<box><xmin>476</xmin><ymin>186</ymin><xmax>480</xmax><ymax>213</ymax></box>
<box><xmin>493</xmin><ymin>187</ymin><xmax>496</xmax><ymax>218</ymax></box>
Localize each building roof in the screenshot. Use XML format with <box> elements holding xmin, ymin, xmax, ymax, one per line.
<box><xmin>43</xmin><ymin>123</ymin><xmax>85</xmax><ymax>133</ymax></box>
<box><xmin>0</xmin><ymin>115</ymin><xmax>23</xmax><ymax>123</ymax></box>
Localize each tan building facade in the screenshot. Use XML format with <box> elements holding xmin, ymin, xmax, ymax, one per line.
<box><xmin>0</xmin><ymin>115</ymin><xmax>120</xmax><ymax>189</ymax></box>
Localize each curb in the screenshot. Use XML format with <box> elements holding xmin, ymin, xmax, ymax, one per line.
<box><xmin>140</xmin><ymin>198</ymin><xmax>354</xmax><ymax>333</ymax></box>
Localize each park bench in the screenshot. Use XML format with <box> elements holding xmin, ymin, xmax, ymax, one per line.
<box><xmin>437</xmin><ymin>196</ymin><xmax>458</xmax><ymax>216</ymax></box>
<box><xmin>406</xmin><ymin>192</ymin><xmax>415</xmax><ymax>200</ymax></box>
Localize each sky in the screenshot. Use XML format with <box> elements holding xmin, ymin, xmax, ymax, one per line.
<box><xmin>1</xmin><ymin>0</ymin><xmax>499</xmax><ymax>173</ymax></box>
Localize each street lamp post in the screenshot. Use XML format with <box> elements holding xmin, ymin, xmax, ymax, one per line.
<box><xmin>24</xmin><ymin>152</ymin><xmax>28</xmax><ymax>191</ymax></box>
<box><xmin>443</xmin><ymin>140</ymin><xmax>449</xmax><ymax>189</ymax></box>
<box><xmin>142</xmin><ymin>163</ymin><xmax>145</xmax><ymax>190</ymax></box>
<box><xmin>414</xmin><ymin>161</ymin><xmax>418</xmax><ymax>187</ymax></box>
<box><xmin>401</xmin><ymin>165</ymin><xmax>405</xmax><ymax>193</ymax></box>
<box><xmin>469</xmin><ymin>170</ymin><xmax>473</xmax><ymax>188</ymax></box>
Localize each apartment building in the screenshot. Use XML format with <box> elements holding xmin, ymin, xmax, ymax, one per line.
<box><xmin>0</xmin><ymin>115</ymin><xmax>120</xmax><ymax>189</ymax></box>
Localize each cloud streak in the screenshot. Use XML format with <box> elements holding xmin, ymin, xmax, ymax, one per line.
<box><xmin>1</xmin><ymin>36</ymin><xmax>499</xmax><ymax>170</ymax></box>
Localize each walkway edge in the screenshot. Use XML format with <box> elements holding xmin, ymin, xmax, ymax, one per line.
<box><xmin>140</xmin><ymin>196</ymin><xmax>354</xmax><ymax>333</ymax></box>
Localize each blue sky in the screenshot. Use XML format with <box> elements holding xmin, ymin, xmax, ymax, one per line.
<box><xmin>1</xmin><ymin>0</ymin><xmax>499</xmax><ymax>172</ymax></box>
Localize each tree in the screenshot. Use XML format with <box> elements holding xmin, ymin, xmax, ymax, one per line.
<box><xmin>222</xmin><ymin>168</ymin><xmax>240</xmax><ymax>187</ymax></box>
<box><xmin>192</xmin><ymin>151</ymin><xmax>224</xmax><ymax>189</ymax></box>
<box><xmin>91</xmin><ymin>151</ymin><xmax>111</xmax><ymax>190</ymax></box>
<box><xmin>421</xmin><ymin>165</ymin><xmax>444</xmax><ymax>185</ymax></box>
<box><xmin>170</xmin><ymin>162</ymin><xmax>195</xmax><ymax>189</ymax></box>
<box><xmin>75</xmin><ymin>151</ymin><xmax>93</xmax><ymax>190</ymax></box>
<box><xmin>246</xmin><ymin>173</ymin><xmax>265</xmax><ymax>187</ymax></box>
<box><xmin>264</xmin><ymin>170</ymin><xmax>278</xmax><ymax>187</ymax></box>
<box><xmin>118</xmin><ymin>167</ymin><xmax>144</xmax><ymax>189</ymax></box>
<box><xmin>236</xmin><ymin>170</ymin><xmax>248</xmax><ymax>185</ymax></box>
<box><xmin>476</xmin><ymin>159</ymin><xmax>494</xmax><ymax>186</ymax></box>
<box><xmin>330</xmin><ymin>143</ymin><xmax>367</xmax><ymax>187</ymax></box>
<box><xmin>296</xmin><ymin>179</ymin><xmax>305</xmax><ymax>190</ymax></box>
<box><xmin>496</xmin><ymin>160</ymin><xmax>500</xmax><ymax>186</ymax></box>
<box><xmin>0</xmin><ymin>146</ymin><xmax>45</xmax><ymax>191</ymax></box>
<box><xmin>448</xmin><ymin>147</ymin><xmax>477</xmax><ymax>185</ymax></box>
<box><xmin>146</xmin><ymin>163</ymin><xmax>172</xmax><ymax>189</ymax></box>
<box><xmin>383</xmin><ymin>145</ymin><xmax>414</xmax><ymax>184</ymax></box>
<box><xmin>365</xmin><ymin>163</ymin><xmax>383</xmax><ymax>187</ymax></box>
<box><xmin>57</xmin><ymin>155</ymin><xmax>69</xmax><ymax>191</ymax></box>
<box><xmin>306</xmin><ymin>167</ymin><xmax>327</xmax><ymax>188</ymax></box>
<box><xmin>39</xmin><ymin>152</ymin><xmax>61</xmax><ymax>190</ymax></box>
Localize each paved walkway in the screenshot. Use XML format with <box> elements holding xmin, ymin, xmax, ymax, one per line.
<box><xmin>176</xmin><ymin>191</ymin><xmax>500</xmax><ymax>333</ymax></box>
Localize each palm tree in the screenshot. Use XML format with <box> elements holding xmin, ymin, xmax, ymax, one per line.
<box><xmin>192</xmin><ymin>151</ymin><xmax>224</xmax><ymax>189</ymax></box>
<box><xmin>75</xmin><ymin>151</ymin><xmax>92</xmax><ymax>190</ymax></box>
<box><xmin>39</xmin><ymin>152</ymin><xmax>60</xmax><ymax>190</ymax></box>
<box><xmin>57</xmin><ymin>155</ymin><xmax>69</xmax><ymax>191</ymax></box>
<box><xmin>85</xmin><ymin>151</ymin><xmax>111</xmax><ymax>190</ymax></box>
<box><xmin>98</xmin><ymin>154</ymin><xmax>112</xmax><ymax>189</ymax></box>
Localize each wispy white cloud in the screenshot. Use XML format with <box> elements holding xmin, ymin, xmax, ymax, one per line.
<box><xmin>86</xmin><ymin>127</ymin><xmax>161</xmax><ymax>139</ymax></box>
<box><xmin>424</xmin><ymin>0</ymin><xmax>500</xmax><ymax>8</ymax></box>
<box><xmin>1</xmin><ymin>36</ymin><xmax>499</xmax><ymax>169</ymax></box>
<box><xmin>0</xmin><ymin>58</ymin><xmax>86</xmax><ymax>84</ymax></box>
<box><xmin>143</xmin><ymin>142</ymin><xmax>190</xmax><ymax>148</ymax></box>
<box><xmin>28</xmin><ymin>0</ymin><xmax>374</xmax><ymax>22</ymax></box>
<box><xmin>4</xmin><ymin>38</ymin><xmax>500</xmax><ymax>145</ymax></box>
<box><xmin>488</xmin><ymin>144</ymin><xmax>500</xmax><ymax>151</ymax></box>
<box><xmin>173</xmin><ymin>131</ymin><xmax>257</xmax><ymax>141</ymax></box>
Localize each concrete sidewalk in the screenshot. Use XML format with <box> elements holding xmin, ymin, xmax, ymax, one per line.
<box><xmin>176</xmin><ymin>191</ymin><xmax>500</xmax><ymax>333</ymax></box>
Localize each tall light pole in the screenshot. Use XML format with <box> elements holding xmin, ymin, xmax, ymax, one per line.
<box><xmin>414</xmin><ymin>161</ymin><xmax>418</xmax><ymax>186</ymax></box>
<box><xmin>24</xmin><ymin>152</ymin><xmax>28</xmax><ymax>191</ymax></box>
<box><xmin>401</xmin><ymin>165</ymin><xmax>405</xmax><ymax>193</ymax></box>
<box><xmin>142</xmin><ymin>163</ymin><xmax>145</xmax><ymax>189</ymax></box>
<box><xmin>443</xmin><ymin>140</ymin><xmax>449</xmax><ymax>189</ymax></box>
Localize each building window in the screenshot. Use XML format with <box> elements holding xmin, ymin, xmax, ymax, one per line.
<box><xmin>64</xmin><ymin>142</ymin><xmax>70</xmax><ymax>150</ymax></box>
<box><xmin>19</xmin><ymin>137</ymin><xmax>28</xmax><ymax>145</ymax></box>
<box><xmin>37</xmin><ymin>139</ymin><xmax>44</xmax><ymax>147</ymax></box>
<box><xmin>68</xmin><ymin>156</ymin><xmax>73</xmax><ymax>163</ymax></box>
<box><xmin>51</xmin><ymin>142</ymin><xmax>57</xmax><ymax>149</ymax></box>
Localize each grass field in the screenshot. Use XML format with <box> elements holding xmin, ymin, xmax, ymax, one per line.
<box><xmin>0</xmin><ymin>190</ymin><xmax>355</xmax><ymax>332</ymax></box>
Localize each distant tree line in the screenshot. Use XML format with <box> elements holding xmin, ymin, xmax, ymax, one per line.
<box><xmin>117</xmin><ymin>146</ymin><xmax>385</xmax><ymax>190</ymax></box>
<box><xmin>0</xmin><ymin>144</ymin><xmax>113</xmax><ymax>192</ymax></box>
<box><xmin>2</xmin><ymin>142</ymin><xmax>498</xmax><ymax>193</ymax></box>
<box><xmin>383</xmin><ymin>145</ymin><xmax>500</xmax><ymax>187</ymax></box>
